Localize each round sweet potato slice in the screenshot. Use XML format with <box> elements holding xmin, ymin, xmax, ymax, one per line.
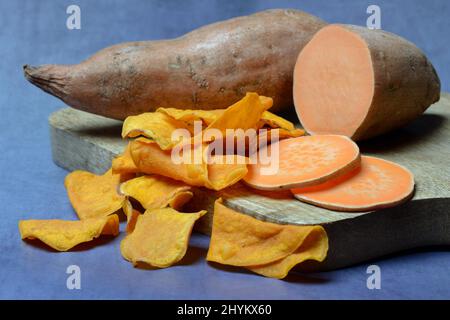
<box><xmin>291</xmin><ymin>156</ymin><xmax>415</xmax><ymax>212</ymax></box>
<box><xmin>244</xmin><ymin>135</ymin><xmax>360</xmax><ymax>190</ymax></box>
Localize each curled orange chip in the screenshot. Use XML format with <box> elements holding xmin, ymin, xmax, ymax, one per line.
<box><xmin>120</xmin><ymin>208</ymin><xmax>206</xmax><ymax>268</ymax></box>
<box><xmin>130</xmin><ymin>139</ymin><xmax>247</xmax><ymax>191</ymax></box>
<box><xmin>119</xmin><ymin>175</ymin><xmax>193</xmax><ymax>210</ymax></box>
<box><xmin>206</xmin><ymin>199</ymin><xmax>328</xmax><ymax>278</ymax></box>
<box><xmin>247</xmin><ymin>227</ymin><xmax>328</xmax><ymax>279</ymax></box>
<box><xmin>206</xmin><ymin>200</ymin><xmax>309</xmax><ymax>266</ymax></box>
<box><xmin>260</xmin><ymin>111</ymin><xmax>295</xmax><ymax>131</ymax></box>
<box><xmin>130</xmin><ymin>138</ymin><xmax>208</xmax><ymax>187</ymax></box>
<box><xmin>122</xmin><ymin>112</ymin><xmax>191</xmax><ymax>150</ymax></box>
<box><xmin>201</xmin><ymin>93</ymin><xmax>272</xmax><ymax>142</ymax></box>
<box><xmin>65</xmin><ymin>168</ymin><xmax>131</xmax><ymax>220</ymax></box>
<box><xmin>206</xmin><ymin>155</ymin><xmax>248</xmax><ymax>191</ymax></box>
<box><xmin>157</xmin><ymin>108</ymin><xmax>223</xmax><ymax>127</ymax></box>
<box><xmin>259</xmin><ymin>112</ymin><xmax>305</xmax><ymax>140</ymax></box>
<box><xmin>122</xmin><ymin>199</ymin><xmax>141</xmax><ymax>233</ymax></box>
<box><xmin>19</xmin><ymin>215</ymin><xmax>119</xmax><ymax>251</ymax></box>
<box><xmin>112</xmin><ymin>143</ymin><xmax>140</xmax><ymax>175</ymax></box>
<box><xmin>259</xmin><ymin>96</ymin><xmax>274</xmax><ymax>110</ymax></box>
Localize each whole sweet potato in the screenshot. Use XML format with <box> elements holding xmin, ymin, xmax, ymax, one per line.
<box><xmin>24</xmin><ymin>9</ymin><xmax>326</xmax><ymax>120</ymax></box>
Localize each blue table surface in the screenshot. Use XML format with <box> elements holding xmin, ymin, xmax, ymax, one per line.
<box><xmin>1</xmin><ymin>0</ymin><xmax>449</xmax><ymax>300</ymax></box>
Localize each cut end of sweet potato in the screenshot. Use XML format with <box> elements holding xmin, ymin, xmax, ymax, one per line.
<box><xmin>293</xmin><ymin>25</ymin><xmax>375</xmax><ymax>138</ymax></box>
<box><xmin>292</xmin><ymin>156</ymin><xmax>415</xmax><ymax>212</ymax></box>
<box><xmin>244</xmin><ymin>135</ymin><xmax>360</xmax><ymax>191</ymax></box>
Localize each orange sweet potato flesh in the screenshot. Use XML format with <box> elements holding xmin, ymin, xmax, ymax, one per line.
<box><xmin>292</xmin><ymin>156</ymin><xmax>415</xmax><ymax>212</ymax></box>
<box><xmin>244</xmin><ymin>135</ymin><xmax>360</xmax><ymax>190</ymax></box>
<box><xmin>293</xmin><ymin>24</ymin><xmax>441</xmax><ymax>141</ymax></box>
<box><xmin>23</xmin><ymin>9</ymin><xmax>326</xmax><ymax>120</ymax></box>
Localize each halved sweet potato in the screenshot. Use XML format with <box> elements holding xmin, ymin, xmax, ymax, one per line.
<box><xmin>293</xmin><ymin>24</ymin><xmax>440</xmax><ymax>141</ymax></box>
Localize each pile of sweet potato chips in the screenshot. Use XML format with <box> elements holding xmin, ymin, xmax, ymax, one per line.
<box><xmin>19</xmin><ymin>92</ymin><xmax>328</xmax><ymax>279</ymax></box>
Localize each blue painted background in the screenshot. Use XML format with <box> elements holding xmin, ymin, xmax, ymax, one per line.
<box><xmin>0</xmin><ymin>0</ymin><xmax>449</xmax><ymax>299</ymax></box>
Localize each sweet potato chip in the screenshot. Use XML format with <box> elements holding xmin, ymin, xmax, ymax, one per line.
<box><xmin>259</xmin><ymin>111</ymin><xmax>306</xmax><ymax>139</ymax></box>
<box><xmin>260</xmin><ymin>111</ymin><xmax>295</xmax><ymax>131</ymax></box>
<box><xmin>157</xmin><ymin>108</ymin><xmax>223</xmax><ymax>127</ymax></box>
<box><xmin>120</xmin><ymin>208</ymin><xmax>206</xmax><ymax>268</ymax></box>
<box><xmin>130</xmin><ymin>138</ymin><xmax>209</xmax><ymax>187</ymax></box>
<box><xmin>207</xmin><ymin>199</ymin><xmax>328</xmax><ymax>278</ymax></box>
<box><xmin>112</xmin><ymin>143</ymin><xmax>140</xmax><ymax>175</ymax></box>
<box><xmin>130</xmin><ymin>138</ymin><xmax>246</xmax><ymax>190</ymax></box>
<box><xmin>202</xmin><ymin>93</ymin><xmax>272</xmax><ymax>142</ymax></box>
<box><xmin>122</xmin><ymin>199</ymin><xmax>141</xmax><ymax>233</ymax></box>
<box><xmin>206</xmin><ymin>155</ymin><xmax>248</xmax><ymax>191</ymax></box>
<box><xmin>247</xmin><ymin>227</ymin><xmax>328</xmax><ymax>279</ymax></box>
<box><xmin>119</xmin><ymin>175</ymin><xmax>193</xmax><ymax>210</ymax></box>
<box><xmin>19</xmin><ymin>215</ymin><xmax>119</xmax><ymax>251</ymax></box>
<box><xmin>122</xmin><ymin>112</ymin><xmax>191</xmax><ymax>150</ymax></box>
<box><xmin>65</xmin><ymin>168</ymin><xmax>131</xmax><ymax>220</ymax></box>
<box><xmin>259</xmin><ymin>96</ymin><xmax>274</xmax><ymax>110</ymax></box>
<box><xmin>207</xmin><ymin>200</ymin><xmax>308</xmax><ymax>266</ymax></box>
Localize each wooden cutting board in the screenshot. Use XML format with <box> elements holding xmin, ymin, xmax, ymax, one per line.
<box><xmin>49</xmin><ymin>93</ymin><xmax>450</xmax><ymax>271</ymax></box>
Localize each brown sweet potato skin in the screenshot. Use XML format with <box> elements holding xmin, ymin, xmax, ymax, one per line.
<box><xmin>24</xmin><ymin>9</ymin><xmax>326</xmax><ymax>120</ymax></box>
<box><xmin>345</xmin><ymin>25</ymin><xmax>441</xmax><ymax>141</ymax></box>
